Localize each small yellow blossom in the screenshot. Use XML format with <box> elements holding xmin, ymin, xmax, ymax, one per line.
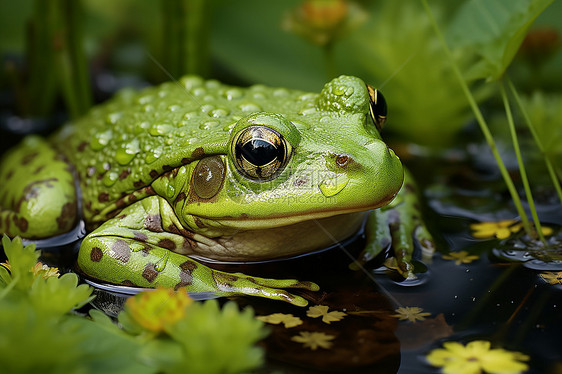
<box><xmin>32</xmin><ymin>262</ymin><xmax>60</xmax><ymax>279</ymax></box>
<box><xmin>291</xmin><ymin>331</ymin><xmax>336</xmax><ymax>350</ymax></box>
<box><xmin>391</xmin><ymin>306</ymin><xmax>431</xmax><ymax>323</ymax></box>
<box><xmin>307</xmin><ymin>305</ymin><xmax>346</xmax><ymax>324</ymax></box>
<box><xmin>124</xmin><ymin>287</ymin><xmax>192</xmax><ymax>332</ymax></box>
<box><xmin>442</xmin><ymin>251</ymin><xmax>479</xmax><ymax>265</ymax></box>
<box><xmin>471</xmin><ymin>219</ymin><xmax>553</xmax><ymax>240</ymax></box>
<box><xmin>540</xmin><ymin>271</ymin><xmax>562</xmax><ymax>285</ymax></box>
<box><xmin>1</xmin><ymin>260</ymin><xmax>60</xmax><ymax>279</ymax></box>
<box><xmin>256</xmin><ymin>313</ymin><xmax>303</xmax><ymax>328</ymax></box>
<box><xmin>426</xmin><ymin>340</ymin><xmax>529</xmax><ymax>374</ymax></box>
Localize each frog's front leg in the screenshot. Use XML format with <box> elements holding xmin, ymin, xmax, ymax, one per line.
<box><xmin>358</xmin><ymin>169</ymin><xmax>434</xmax><ymax>278</ymax></box>
<box><xmin>78</xmin><ymin>195</ymin><xmax>318</xmax><ymax>306</ymax></box>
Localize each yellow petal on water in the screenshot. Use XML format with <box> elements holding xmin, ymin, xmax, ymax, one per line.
<box><xmin>495</xmin><ymin>228</ymin><xmax>512</xmax><ymax>239</ymax></box>
<box><xmin>498</xmin><ymin>219</ymin><xmax>518</xmax><ymax>227</ymax></box>
<box><xmin>472</xmin><ymin>228</ymin><xmax>497</xmax><ymax>238</ymax></box>
<box><xmin>469</xmin><ymin>222</ymin><xmax>496</xmax><ymax>230</ymax></box>
<box><xmin>541</xmin><ymin>226</ymin><xmax>553</xmax><ymax>236</ymax></box>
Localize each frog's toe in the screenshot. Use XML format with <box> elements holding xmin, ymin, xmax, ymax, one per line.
<box><xmin>213</xmin><ymin>272</ymin><xmax>318</xmax><ymax>307</ymax></box>
<box><xmin>415</xmin><ymin>225</ymin><xmax>436</xmax><ymax>261</ymax></box>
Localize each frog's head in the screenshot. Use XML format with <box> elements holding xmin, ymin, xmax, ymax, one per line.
<box><xmin>183</xmin><ymin>76</ymin><xmax>402</xmax><ymax>259</ymax></box>
<box><xmin>186</xmin><ymin>75</ymin><xmax>402</xmax><ymax>223</ymax></box>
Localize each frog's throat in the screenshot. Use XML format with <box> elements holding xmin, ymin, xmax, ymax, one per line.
<box><xmin>190</xmin><ymin>211</ymin><xmax>368</xmax><ymax>262</ymax></box>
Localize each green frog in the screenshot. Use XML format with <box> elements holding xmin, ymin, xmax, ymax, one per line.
<box><xmin>0</xmin><ymin>75</ymin><xmax>433</xmax><ymax>306</ymax></box>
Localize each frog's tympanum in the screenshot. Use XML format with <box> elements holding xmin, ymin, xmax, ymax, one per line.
<box><xmin>0</xmin><ymin>76</ymin><xmax>433</xmax><ymax>306</ymax></box>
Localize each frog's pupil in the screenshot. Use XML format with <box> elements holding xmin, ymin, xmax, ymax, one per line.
<box><xmin>240</xmin><ymin>139</ymin><xmax>279</xmax><ymax>166</ymax></box>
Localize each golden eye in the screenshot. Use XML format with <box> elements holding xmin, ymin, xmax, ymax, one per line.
<box><xmin>336</xmin><ymin>155</ymin><xmax>349</xmax><ymax>167</ymax></box>
<box><xmin>367</xmin><ymin>85</ymin><xmax>387</xmax><ymax>131</ymax></box>
<box><xmin>231</xmin><ymin>126</ymin><xmax>292</xmax><ymax>182</ymax></box>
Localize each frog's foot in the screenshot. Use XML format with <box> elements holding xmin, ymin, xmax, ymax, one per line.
<box><xmin>78</xmin><ymin>196</ymin><xmax>319</xmax><ymax>306</ymax></box>
<box><xmin>356</xmin><ymin>171</ymin><xmax>435</xmax><ymax>279</ymax></box>
<box><xmin>0</xmin><ymin>136</ymin><xmax>78</xmax><ymax>239</ymax></box>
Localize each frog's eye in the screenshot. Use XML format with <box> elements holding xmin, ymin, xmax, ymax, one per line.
<box><xmin>367</xmin><ymin>85</ymin><xmax>387</xmax><ymax>131</ymax></box>
<box><xmin>231</xmin><ymin>126</ymin><xmax>292</xmax><ymax>182</ymax></box>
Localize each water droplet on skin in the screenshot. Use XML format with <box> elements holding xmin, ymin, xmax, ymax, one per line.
<box><xmin>106</xmin><ymin>112</ymin><xmax>122</xmax><ymax>124</ymax></box>
<box><xmin>203</xmin><ymin>95</ymin><xmax>215</xmax><ymax>102</ymax></box>
<box><xmin>333</xmin><ymin>86</ymin><xmax>345</xmax><ymax>95</ymax></box>
<box><xmin>91</xmin><ymin>130</ymin><xmax>113</xmax><ymax>150</ymax></box>
<box><xmin>299</xmin><ymin>94</ymin><xmax>316</xmax><ymax>101</ymax></box>
<box><xmin>239</xmin><ymin>102</ymin><xmax>261</xmax><ymax>112</ymax></box>
<box><xmin>143</xmin><ymin>105</ymin><xmax>154</xmax><ymax>112</ymax></box>
<box><xmin>181</xmin><ymin>76</ymin><xmax>203</xmax><ymax>89</ymax></box>
<box><xmin>319</xmin><ymin>175</ymin><xmax>349</xmax><ymax>197</ymax></box>
<box><xmin>103</xmin><ymin>171</ymin><xmax>119</xmax><ymax>186</ymax></box>
<box><xmin>193</xmin><ymin>88</ymin><xmax>206</xmax><ymax>97</ymax></box>
<box><xmin>115</xmin><ymin>138</ymin><xmax>140</xmax><ymax>165</ymax></box>
<box><xmin>167</xmin><ymin>184</ymin><xmax>176</xmax><ymax>198</ymax></box>
<box><xmin>200</xmin><ymin>104</ymin><xmax>214</xmax><ymax>114</ymax></box>
<box><xmin>167</xmin><ymin>105</ymin><xmax>181</xmax><ymax>112</ymax></box>
<box><xmin>223</xmin><ymin>122</ymin><xmax>236</xmax><ymax>131</ymax></box>
<box><xmin>205</xmin><ymin>79</ymin><xmax>220</xmax><ymax>89</ymax></box>
<box><xmin>199</xmin><ymin>121</ymin><xmax>219</xmax><ymax>130</ymax></box>
<box><xmin>149</xmin><ymin>123</ymin><xmax>174</xmax><ymax>136</ymax></box>
<box><xmin>210</xmin><ymin>108</ymin><xmax>229</xmax><ymax>118</ymax></box>
<box><xmin>224</xmin><ymin>88</ymin><xmax>243</xmax><ymax>100</ymax></box>
<box><xmin>273</xmin><ymin>88</ymin><xmax>289</xmax><ymax>97</ymax></box>
<box><xmin>253</xmin><ymin>93</ymin><xmax>266</xmax><ymax>100</ymax></box>
<box><xmin>145</xmin><ymin>148</ymin><xmax>163</xmax><ymax>163</ymax></box>
<box><xmin>299</xmin><ymin>108</ymin><xmax>317</xmax><ymax>116</ymax></box>
<box><xmin>137</xmin><ymin>95</ymin><xmax>153</xmax><ymax>105</ymax></box>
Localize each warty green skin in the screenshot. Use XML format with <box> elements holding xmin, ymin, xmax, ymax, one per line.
<box><xmin>0</xmin><ymin>75</ymin><xmax>434</xmax><ymax>306</ymax></box>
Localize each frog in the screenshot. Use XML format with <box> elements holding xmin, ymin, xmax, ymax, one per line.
<box><xmin>0</xmin><ymin>75</ymin><xmax>434</xmax><ymax>306</ymax></box>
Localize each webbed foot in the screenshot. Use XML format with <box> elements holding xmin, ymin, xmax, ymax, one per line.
<box><xmin>356</xmin><ymin>169</ymin><xmax>435</xmax><ymax>278</ymax></box>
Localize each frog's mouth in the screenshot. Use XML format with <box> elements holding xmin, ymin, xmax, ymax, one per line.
<box><xmin>198</xmin><ymin>192</ymin><xmax>396</xmax><ymax>231</ymax></box>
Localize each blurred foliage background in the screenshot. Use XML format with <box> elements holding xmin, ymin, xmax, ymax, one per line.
<box><xmin>0</xmin><ymin>0</ymin><xmax>560</xmax><ymax>145</ymax></box>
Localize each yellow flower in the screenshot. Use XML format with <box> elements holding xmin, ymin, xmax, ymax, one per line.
<box><xmin>256</xmin><ymin>313</ymin><xmax>303</xmax><ymax>328</ymax></box>
<box><xmin>32</xmin><ymin>262</ymin><xmax>60</xmax><ymax>279</ymax></box>
<box><xmin>426</xmin><ymin>340</ymin><xmax>529</xmax><ymax>374</ymax></box>
<box><xmin>307</xmin><ymin>305</ymin><xmax>346</xmax><ymax>324</ymax></box>
<box><xmin>291</xmin><ymin>331</ymin><xmax>336</xmax><ymax>350</ymax></box>
<box><xmin>470</xmin><ymin>219</ymin><xmax>553</xmax><ymax>240</ymax></box>
<box><xmin>124</xmin><ymin>287</ymin><xmax>192</xmax><ymax>332</ymax></box>
<box><xmin>442</xmin><ymin>251</ymin><xmax>480</xmax><ymax>265</ymax></box>
<box><xmin>391</xmin><ymin>306</ymin><xmax>431</xmax><ymax>323</ymax></box>
<box><xmin>540</xmin><ymin>271</ymin><xmax>562</xmax><ymax>285</ymax></box>
<box><xmin>1</xmin><ymin>260</ymin><xmax>60</xmax><ymax>279</ymax></box>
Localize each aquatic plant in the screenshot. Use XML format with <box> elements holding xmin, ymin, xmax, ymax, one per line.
<box><xmin>422</xmin><ymin>0</ymin><xmax>556</xmax><ymax>242</ymax></box>
<box><xmin>0</xmin><ymin>236</ymin><xmax>268</xmax><ymax>374</ymax></box>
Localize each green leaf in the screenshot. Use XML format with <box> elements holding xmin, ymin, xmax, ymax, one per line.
<box><xmin>1</xmin><ymin>235</ymin><xmax>38</xmax><ymax>291</ymax></box>
<box><xmin>447</xmin><ymin>0</ymin><xmax>553</xmax><ymax>81</ymax></box>
<box><xmin>29</xmin><ymin>272</ymin><xmax>94</xmax><ymax>316</ymax></box>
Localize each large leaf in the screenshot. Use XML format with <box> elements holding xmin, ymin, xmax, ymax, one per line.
<box><xmin>447</xmin><ymin>0</ymin><xmax>553</xmax><ymax>81</ymax></box>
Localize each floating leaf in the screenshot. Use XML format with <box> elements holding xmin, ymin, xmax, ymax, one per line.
<box><xmin>291</xmin><ymin>331</ymin><xmax>336</xmax><ymax>350</ymax></box>
<box><xmin>539</xmin><ymin>271</ymin><xmax>562</xmax><ymax>285</ymax></box>
<box><xmin>307</xmin><ymin>305</ymin><xmax>346</xmax><ymax>324</ymax></box>
<box><xmin>391</xmin><ymin>307</ymin><xmax>431</xmax><ymax>323</ymax></box>
<box><xmin>442</xmin><ymin>251</ymin><xmax>480</xmax><ymax>265</ymax></box>
<box><xmin>256</xmin><ymin>313</ymin><xmax>303</xmax><ymax>328</ymax></box>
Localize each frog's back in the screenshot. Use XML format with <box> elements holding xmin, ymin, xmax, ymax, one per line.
<box><xmin>54</xmin><ymin>76</ymin><xmax>315</xmax><ymax>219</ymax></box>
